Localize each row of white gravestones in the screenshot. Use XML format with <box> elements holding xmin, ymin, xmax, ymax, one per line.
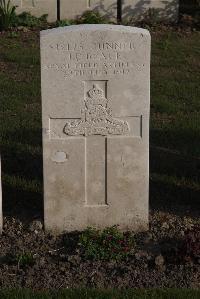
<box><xmin>9</xmin><ymin>0</ymin><xmax>179</xmax><ymax>22</ymax></box>
<box><xmin>41</xmin><ymin>24</ymin><xmax>150</xmax><ymax>233</ymax></box>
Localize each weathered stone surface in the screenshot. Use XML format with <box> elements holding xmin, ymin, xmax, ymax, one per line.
<box><xmin>123</xmin><ymin>0</ymin><xmax>179</xmax><ymax>22</ymax></box>
<box><xmin>60</xmin><ymin>0</ymin><xmax>89</xmax><ymax>20</ymax></box>
<box><xmin>60</xmin><ymin>0</ymin><xmax>116</xmax><ymax>21</ymax></box>
<box><xmin>60</xmin><ymin>0</ymin><xmax>179</xmax><ymax>22</ymax></box>
<box><xmin>41</xmin><ymin>24</ymin><xmax>150</xmax><ymax>233</ymax></box>
<box><xmin>9</xmin><ymin>0</ymin><xmax>57</xmax><ymax>22</ymax></box>
<box><xmin>0</xmin><ymin>157</ymin><xmax>2</xmax><ymax>234</ymax></box>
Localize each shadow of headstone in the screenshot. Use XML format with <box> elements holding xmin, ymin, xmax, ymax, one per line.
<box><xmin>1</xmin><ymin>127</ymin><xmax>43</xmax><ymax>224</ymax></box>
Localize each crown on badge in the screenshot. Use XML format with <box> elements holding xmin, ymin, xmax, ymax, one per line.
<box><xmin>88</xmin><ymin>84</ymin><xmax>104</xmax><ymax>99</ymax></box>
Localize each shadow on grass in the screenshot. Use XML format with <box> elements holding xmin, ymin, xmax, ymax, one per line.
<box><xmin>150</xmin><ymin>145</ymin><xmax>200</xmax><ymax>218</ymax></box>
<box><xmin>1</xmin><ymin>128</ymin><xmax>43</xmax><ymax>224</ymax></box>
<box><xmin>2</xmin><ymin>185</ymin><xmax>43</xmax><ymax>223</ymax></box>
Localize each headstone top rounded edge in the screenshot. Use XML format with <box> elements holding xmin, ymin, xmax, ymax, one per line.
<box><xmin>40</xmin><ymin>24</ymin><xmax>150</xmax><ymax>38</ymax></box>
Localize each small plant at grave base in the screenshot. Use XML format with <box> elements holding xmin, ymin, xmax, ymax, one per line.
<box><xmin>0</xmin><ymin>0</ymin><xmax>16</xmax><ymax>31</ymax></box>
<box><xmin>56</xmin><ymin>19</ymin><xmax>74</xmax><ymax>27</ymax></box>
<box><xmin>16</xmin><ymin>251</ymin><xmax>35</xmax><ymax>268</ymax></box>
<box><xmin>15</xmin><ymin>12</ymin><xmax>48</xmax><ymax>28</ymax></box>
<box><xmin>79</xmin><ymin>226</ymin><xmax>135</xmax><ymax>261</ymax></box>
<box><xmin>77</xmin><ymin>10</ymin><xmax>107</xmax><ymax>24</ymax></box>
<box><xmin>179</xmin><ymin>225</ymin><xmax>200</xmax><ymax>264</ymax></box>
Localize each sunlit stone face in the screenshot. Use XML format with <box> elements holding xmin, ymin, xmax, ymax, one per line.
<box><xmin>41</xmin><ymin>24</ymin><xmax>150</xmax><ymax>233</ymax></box>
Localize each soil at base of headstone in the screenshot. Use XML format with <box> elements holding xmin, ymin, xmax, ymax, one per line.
<box><xmin>0</xmin><ymin>211</ymin><xmax>199</xmax><ymax>289</ymax></box>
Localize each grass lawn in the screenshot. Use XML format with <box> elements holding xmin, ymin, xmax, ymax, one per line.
<box><xmin>150</xmin><ymin>31</ymin><xmax>200</xmax><ymax>216</ymax></box>
<box><xmin>0</xmin><ymin>29</ymin><xmax>199</xmax><ymax>221</ymax></box>
<box><xmin>0</xmin><ymin>31</ymin><xmax>42</xmax><ymax>220</ymax></box>
<box><xmin>0</xmin><ymin>288</ymin><xmax>200</xmax><ymax>299</ymax></box>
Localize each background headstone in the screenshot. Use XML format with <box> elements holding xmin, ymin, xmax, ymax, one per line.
<box><xmin>123</xmin><ymin>0</ymin><xmax>179</xmax><ymax>22</ymax></box>
<box><xmin>9</xmin><ymin>0</ymin><xmax>57</xmax><ymax>22</ymax></box>
<box><xmin>41</xmin><ymin>24</ymin><xmax>150</xmax><ymax>233</ymax></box>
<box><xmin>60</xmin><ymin>0</ymin><xmax>116</xmax><ymax>21</ymax></box>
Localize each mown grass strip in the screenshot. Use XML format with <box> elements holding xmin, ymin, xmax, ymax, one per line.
<box><xmin>0</xmin><ymin>289</ymin><xmax>200</xmax><ymax>299</ymax></box>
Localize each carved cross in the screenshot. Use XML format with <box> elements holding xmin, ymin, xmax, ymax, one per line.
<box><xmin>62</xmin><ymin>83</ymin><xmax>136</xmax><ymax>207</ymax></box>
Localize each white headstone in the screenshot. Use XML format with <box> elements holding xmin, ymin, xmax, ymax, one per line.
<box><xmin>41</xmin><ymin>24</ymin><xmax>150</xmax><ymax>233</ymax></box>
<box><xmin>9</xmin><ymin>0</ymin><xmax>57</xmax><ymax>22</ymax></box>
<box><xmin>9</xmin><ymin>0</ymin><xmax>179</xmax><ymax>23</ymax></box>
<box><xmin>60</xmin><ymin>0</ymin><xmax>116</xmax><ymax>21</ymax></box>
<box><xmin>123</xmin><ymin>0</ymin><xmax>179</xmax><ymax>22</ymax></box>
